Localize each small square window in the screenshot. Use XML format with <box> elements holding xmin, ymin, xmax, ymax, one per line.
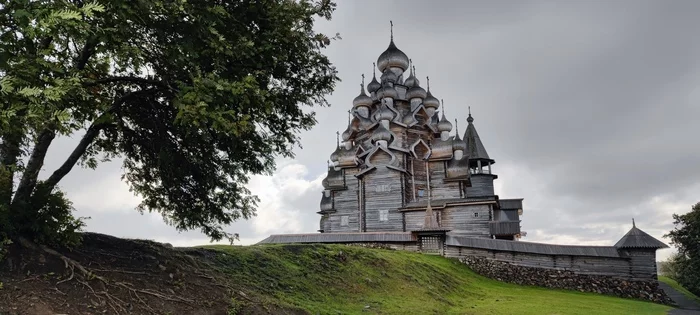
<box><xmin>379</xmin><ymin>210</ymin><xmax>389</xmax><ymax>222</ymax></box>
<box><xmin>341</xmin><ymin>216</ymin><xmax>349</xmax><ymax>226</ymax></box>
<box><xmin>474</xmin><ymin>212</ymin><xmax>479</xmax><ymax>218</ymax></box>
<box><xmin>417</xmin><ymin>189</ymin><xmax>425</xmax><ymax>197</ymax></box>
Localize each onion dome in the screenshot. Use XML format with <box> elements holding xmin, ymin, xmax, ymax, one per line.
<box><xmin>352</xmin><ymin>75</ymin><xmax>372</xmax><ymax>108</ymax></box>
<box><xmin>376</xmin><ymin>83</ymin><xmax>398</xmax><ymax>99</ymax></box>
<box><xmin>341</xmin><ymin>110</ymin><xmax>354</xmax><ymax>141</ymax></box>
<box><xmin>377</xmin><ymin>101</ymin><xmax>395</xmax><ymax>121</ymax></box>
<box><xmin>367</xmin><ymin>63</ymin><xmax>381</xmax><ymax>93</ymax></box>
<box><xmin>423</xmin><ymin>76</ymin><xmax>440</xmax><ymax>109</ymax></box>
<box><xmin>406</xmin><ymin>69</ymin><xmax>426</xmax><ymax>99</ymax></box>
<box><xmin>437</xmin><ymin>112</ymin><xmax>452</xmax><ymax>133</ymax></box>
<box><xmin>377</xmin><ymin>23</ymin><xmax>409</xmax><ymax>72</ymax></box>
<box><xmin>380</xmin><ymin>68</ymin><xmax>397</xmax><ymax>84</ymax></box>
<box><xmin>330</xmin><ymin>132</ymin><xmax>342</xmax><ymax>162</ymax></box>
<box><xmin>371</xmin><ymin>123</ymin><xmax>393</xmax><ymax>143</ymax></box>
<box><xmin>452</xmin><ymin>119</ymin><xmax>467</xmax><ymax>152</ymax></box>
<box><xmin>404</xmin><ymin>63</ymin><xmax>419</xmax><ymax>88</ymax></box>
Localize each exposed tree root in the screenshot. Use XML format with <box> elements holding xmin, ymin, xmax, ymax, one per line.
<box><xmin>15</xmin><ymin>237</ymin><xmax>196</xmax><ymax>314</ymax></box>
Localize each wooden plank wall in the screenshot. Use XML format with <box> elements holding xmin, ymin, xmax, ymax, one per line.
<box><xmin>428</xmin><ymin>160</ymin><xmax>462</xmax><ymax>200</ymax></box>
<box><xmin>443</xmin><ymin>244</ymin><xmax>657</xmax><ymax>280</ymax></box>
<box><xmin>466</xmin><ymin>174</ymin><xmax>494</xmax><ymax>197</ymax></box>
<box><xmin>363</xmin><ymin>167</ymin><xmax>405</xmax><ymax>232</ymax></box>
<box><xmin>626</xmin><ymin>249</ymin><xmax>658</xmax><ymax>280</ymax></box>
<box><xmin>329</xmin><ymin>168</ymin><xmax>360</xmax><ymax>232</ymax></box>
<box><xmin>442</xmin><ymin>204</ymin><xmax>492</xmax><ymax>237</ymax></box>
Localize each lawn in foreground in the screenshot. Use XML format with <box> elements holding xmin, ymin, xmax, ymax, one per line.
<box><xmin>206</xmin><ymin>244</ymin><xmax>672</xmax><ymax>315</ymax></box>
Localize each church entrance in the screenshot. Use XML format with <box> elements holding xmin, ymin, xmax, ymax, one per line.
<box><xmin>419</xmin><ymin>235</ymin><xmax>444</xmax><ymax>255</ymax></box>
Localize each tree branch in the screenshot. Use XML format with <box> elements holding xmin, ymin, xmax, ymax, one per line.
<box><xmin>11</xmin><ymin>128</ymin><xmax>56</xmax><ymax>207</ymax></box>
<box><xmin>43</xmin><ymin>88</ymin><xmax>158</xmax><ymax>190</ymax></box>
<box><xmin>75</xmin><ymin>38</ymin><xmax>97</xmax><ymax>70</ymax></box>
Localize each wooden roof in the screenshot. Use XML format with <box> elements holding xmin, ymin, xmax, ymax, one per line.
<box><xmin>257</xmin><ymin>232</ymin><xmax>416</xmax><ymax>244</ymax></box>
<box><xmin>499</xmin><ymin>198</ymin><xmax>524</xmax><ymax>210</ymax></box>
<box><xmin>400</xmin><ymin>196</ymin><xmax>497</xmax><ymax>211</ymax></box>
<box><xmin>463</xmin><ymin>113</ymin><xmax>492</xmax><ymax>162</ymax></box>
<box><xmin>614</xmin><ymin>225</ymin><xmax>669</xmax><ymax>249</ymax></box>
<box><xmin>446</xmin><ymin>235</ymin><xmax>622</xmax><ymax>258</ymax></box>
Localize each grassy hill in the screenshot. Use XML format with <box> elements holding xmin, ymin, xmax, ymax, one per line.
<box><xmin>207</xmin><ymin>244</ymin><xmax>672</xmax><ymax>315</ymax></box>
<box><xmin>0</xmin><ymin>233</ymin><xmax>673</xmax><ymax>314</ymax></box>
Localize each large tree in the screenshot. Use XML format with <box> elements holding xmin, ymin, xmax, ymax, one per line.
<box><xmin>665</xmin><ymin>202</ymin><xmax>700</xmax><ymax>296</ymax></box>
<box><xmin>0</xmin><ymin>0</ymin><xmax>339</xmax><ymax>245</ymax></box>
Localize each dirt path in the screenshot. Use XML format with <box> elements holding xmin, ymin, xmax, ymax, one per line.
<box><xmin>659</xmin><ymin>281</ymin><xmax>700</xmax><ymax>315</ymax></box>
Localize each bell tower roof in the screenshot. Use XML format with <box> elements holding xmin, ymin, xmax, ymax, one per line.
<box><xmin>464</xmin><ymin>108</ymin><xmax>493</xmax><ymax>163</ymax></box>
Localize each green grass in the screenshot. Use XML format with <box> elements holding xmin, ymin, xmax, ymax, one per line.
<box><xmin>204</xmin><ymin>244</ymin><xmax>672</xmax><ymax>315</ymax></box>
<box><xmin>659</xmin><ymin>275</ymin><xmax>700</xmax><ymax>304</ymax></box>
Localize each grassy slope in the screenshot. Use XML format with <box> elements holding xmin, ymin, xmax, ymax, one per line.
<box><xmin>205</xmin><ymin>244</ymin><xmax>671</xmax><ymax>315</ymax></box>
<box><xmin>659</xmin><ymin>276</ymin><xmax>700</xmax><ymax>304</ymax></box>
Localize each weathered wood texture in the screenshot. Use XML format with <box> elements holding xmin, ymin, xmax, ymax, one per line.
<box><xmin>363</xmin><ymin>167</ymin><xmax>404</xmax><ymax>231</ymax></box>
<box><xmin>329</xmin><ymin>168</ymin><xmax>360</xmax><ymax>232</ymax></box>
<box><xmin>445</xmin><ymin>236</ymin><xmax>660</xmax><ymax>280</ymax></box>
<box><xmin>489</xmin><ymin>221</ymin><xmax>520</xmax><ymax>235</ymax></box>
<box><xmin>465</xmin><ymin>174</ymin><xmax>495</xmax><ymax>197</ymax></box>
<box><xmin>441</xmin><ymin>204</ymin><xmax>491</xmax><ymax>237</ymax></box>
<box><xmin>258</xmin><ymin>232</ymin><xmax>416</xmax><ymax>244</ymax></box>
<box><xmin>623</xmin><ymin>249</ymin><xmax>659</xmax><ymax>280</ymax></box>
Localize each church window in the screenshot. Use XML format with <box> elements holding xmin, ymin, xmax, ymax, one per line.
<box><xmin>417</xmin><ymin>189</ymin><xmax>425</xmax><ymax>197</ymax></box>
<box><xmin>474</xmin><ymin>212</ymin><xmax>479</xmax><ymax>218</ymax></box>
<box><xmin>341</xmin><ymin>216</ymin><xmax>349</xmax><ymax>226</ymax></box>
<box><xmin>375</xmin><ymin>184</ymin><xmax>391</xmax><ymax>192</ymax></box>
<box><xmin>379</xmin><ymin>210</ymin><xmax>389</xmax><ymax>221</ymax></box>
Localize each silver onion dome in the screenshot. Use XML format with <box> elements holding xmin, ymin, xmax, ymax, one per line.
<box><xmin>371</xmin><ymin>123</ymin><xmax>393</xmax><ymax>143</ymax></box>
<box><xmin>376</xmin><ymin>83</ymin><xmax>398</xmax><ymax>99</ymax></box>
<box><xmin>330</xmin><ymin>145</ymin><xmax>342</xmax><ymax>162</ymax></box>
<box><xmin>452</xmin><ymin>132</ymin><xmax>467</xmax><ymax>152</ymax></box>
<box><xmin>377</xmin><ymin>40</ymin><xmax>409</xmax><ymax>73</ymax></box>
<box><xmin>377</xmin><ymin>102</ymin><xmax>395</xmax><ymax>121</ymax></box>
<box><xmin>437</xmin><ymin>113</ymin><xmax>452</xmax><ymax>132</ymax></box>
<box><xmin>406</xmin><ymin>85</ymin><xmax>427</xmax><ymax>100</ymax></box>
<box><xmin>423</xmin><ymin>76</ymin><xmax>439</xmax><ymax>109</ymax></box>
<box><xmin>452</xmin><ymin>118</ymin><xmax>467</xmax><ymax>151</ymax></box>
<box><xmin>424</xmin><ymin>91</ymin><xmax>440</xmax><ymax>109</ymax></box>
<box><xmin>368</xmin><ymin>64</ymin><xmax>382</xmax><ymax>94</ymax></box>
<box><xmin>341</xmin><ymin>125</ymin><xmax>353</xmax><ymax>142</ymax></box>
<box><xmin>380</xmin><ymin>68</ymin><xmax>397</xmax><ymax>84</ymax></box>
<box><xmin>352</xmin><ymin>82</ymin><xmax>372</xmax><ymax>108</ymax></box>
<box><xmin>403</xmin><ymin>65</ymin><xmax>419</xmax><ymax>88</ymax></box>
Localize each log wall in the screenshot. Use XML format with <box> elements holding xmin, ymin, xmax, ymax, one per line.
<box><xmin>444</xmin><ymin>244</ymin><xmax>657</xmax><ymax>280</ymax></box>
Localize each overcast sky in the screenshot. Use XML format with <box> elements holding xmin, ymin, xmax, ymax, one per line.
<box><xmin>43</xmin><ymin>0</ymin><xmax>700</xmax><ymax>260</ymax></box>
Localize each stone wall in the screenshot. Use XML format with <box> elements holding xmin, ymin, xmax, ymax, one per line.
<box><xmin>459</xmin><ymin>256</ymin><xmax>672</xmax><ymax>305</ymax></box>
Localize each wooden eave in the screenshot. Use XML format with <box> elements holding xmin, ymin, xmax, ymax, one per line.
<box><xmin>398</xmin><ymin>200</ymin><xmax>498</xmax><ymax>212</ymax></box>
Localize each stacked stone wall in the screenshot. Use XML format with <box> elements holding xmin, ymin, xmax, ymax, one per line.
<box><xmin>459</xmin><ymin>256</ymin><xmax>672</xmax><ymax>304</ymax></box>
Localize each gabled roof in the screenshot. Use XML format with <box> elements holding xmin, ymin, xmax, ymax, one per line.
<box><xmin>614</xmin><ymin>222</ymin><xmax>669</xmax><ymax>249</ymax></box>
<box><xmin>464</xmin><ymin>113</ymin><xmax>492</xmax><ymax>162</ymax></box>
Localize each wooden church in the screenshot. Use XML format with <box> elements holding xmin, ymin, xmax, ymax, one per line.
<box><xmin>318</xmin><ymin>26</ymin><xmax>524</xmax><ymax>240</ymax></box>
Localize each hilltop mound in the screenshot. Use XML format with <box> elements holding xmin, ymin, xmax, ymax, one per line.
<box><xmin>1</xmin><ymin>234</ymin><xmax>672</xmax><ymax>314</ymax></box>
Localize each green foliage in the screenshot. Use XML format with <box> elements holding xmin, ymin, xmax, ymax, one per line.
<box><xmin>8</xmin><ymin>183</ymin><xmax>86</xmax><ymax>249</ymax></box>
<box><xmin>0</xmin><ymin>0</ymin><xmax>339</xmax><ymax>244</ymax></box>
<box><xmin>228</xmin><ymin>297</ymin><xmax>241</xmax><ymax>315</ymax></box>
<box><xmin>659</xmin><ymin>252</ymin><xmax>683</xmax><ymax>280</ymax></box>
<box><xmin>665</xmin><ymin>202</ymin><xmax>700</xmax><ymax>296</ymax></box>
<box><xmin>204</xmin><ymin>244</ymin><xmax>671</xmax><ymax>315</ymax></box>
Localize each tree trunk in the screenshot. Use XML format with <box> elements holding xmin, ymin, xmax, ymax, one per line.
<box><xmin>0</xmin><ymin>129</ymin><xmax>23</xmax><ymax>209</ymax></box>
<box><xmin>11</xmin><ymin>128</ymin><xmax>56</xmax><ymax>209</ymax></box>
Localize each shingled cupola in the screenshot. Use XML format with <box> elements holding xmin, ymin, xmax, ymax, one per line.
<box><xmin>464</xmin><ymin>109</ymin><xmax>497</xmax><ymax>197</ymax></box>
<box><xmin>615</xmin><ymin>219</ymin><xmax>669</xmax><ymax>280</ymax></box>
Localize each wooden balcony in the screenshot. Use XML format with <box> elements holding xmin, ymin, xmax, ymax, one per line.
<box><xmin>489</xmin><ymin>221</ymin><xmax>521</xmax><ymax>236</ymax></box>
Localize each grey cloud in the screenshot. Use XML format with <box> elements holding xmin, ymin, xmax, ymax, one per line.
<box><xmin>38</xmin><ymin>0</ymin><xmax>700</xmax><ymax>254</ymax></box>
